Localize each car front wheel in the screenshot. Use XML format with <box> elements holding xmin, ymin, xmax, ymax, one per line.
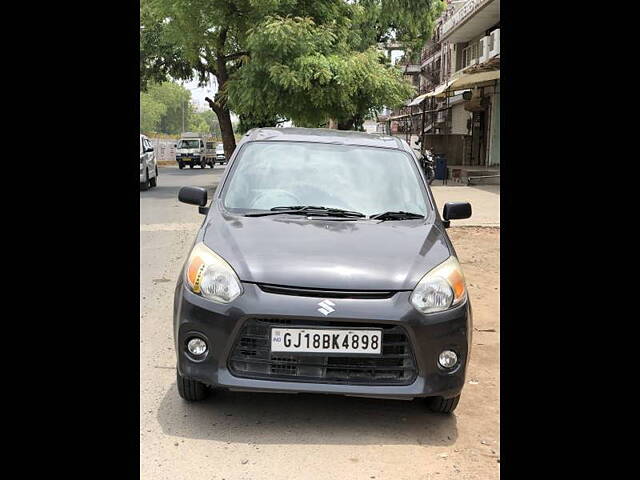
<box><xmin>140</xmin><ymin>169</ymin><xmax>150</xmax><ymax>191</ymax></box>
<box><xmin>176</xmin><ymin>369</ymin><xmax>209</xmax><ymax>402</ymax></box>
<box><xmin>427</xmin><ymin>394</ymin><xmax>460</xmax><ymax>414</ymax></box>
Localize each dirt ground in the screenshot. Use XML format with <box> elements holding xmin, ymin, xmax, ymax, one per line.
<box><xmin>140</xmin><ymin>176</ymin><xmax>500</xmax><ymax>480</ymax></box>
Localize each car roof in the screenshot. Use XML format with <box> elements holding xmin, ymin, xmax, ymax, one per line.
<box><xmin>243</xmin><ymin>127</ymin><xmax>409</xmax><ymax>151</ymax></box>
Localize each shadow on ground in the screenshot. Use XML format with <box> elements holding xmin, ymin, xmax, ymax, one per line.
<box><xmin>159</xmin><ymin>166</ymin><xmax>226</xmax><ymax>176</ymax></box>
<box><xmin>156</xmin><ymin>384</ymin><xmax>458</xmax><ymax>446</ymax></box>
<box><xmin>469</xmin><ymin>185</ymin><xmax>499</xmax><ymax>195</ymax></box>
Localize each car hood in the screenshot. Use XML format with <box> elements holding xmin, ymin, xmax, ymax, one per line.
<box><xmin>201</xmin><ymin>208</ymin><xmax>452</xmax><ymax>291</ymax></box>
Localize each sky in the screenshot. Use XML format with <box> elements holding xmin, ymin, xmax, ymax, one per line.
<box><xmin>181</xmin><ymin>77</ymin><xmax>218</xmax><ymax>112</ymax></box>
<box><xmin>180</xmin><ymin>76</ymin><xmax>243</xmax><ymax>122</ymax></box>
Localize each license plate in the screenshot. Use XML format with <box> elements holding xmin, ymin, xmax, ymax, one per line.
<box><xmin>183</xmin><ymin>157</ymin><xmax>191</xmax><ymax>162</ymax></box>
<box><xmin>271</xmin><ymin>328</ymin><xmax>382</xmax><ymax>355</ymax></box>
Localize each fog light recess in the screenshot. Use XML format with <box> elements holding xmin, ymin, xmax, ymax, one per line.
<box><xmin>187</xmin><ymin>337</ymin><xmax>208</xmax><ymax>356</ymax></box>
<box><xmin>438</xmin><ymin>350</ymin><xmax>458</xmax><ymax>369</ymax></box>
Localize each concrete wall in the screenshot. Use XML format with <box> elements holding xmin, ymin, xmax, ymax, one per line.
<box><xmin>423</xmin><ymin>134</ymin><xmax>469</xmax><ymax>165</ymax></box>
<box><xmin>451</xmin><ymin>103</ymin><xmax>471</xmax><ymax>135</ymax></box>
<box><xmin>149</xmin><ymin>138</ymin><xmax>177</xmax><ymax>162</ymax></box>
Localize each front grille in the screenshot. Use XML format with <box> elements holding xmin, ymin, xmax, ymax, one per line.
<box><xmin>257</xmin><ymin>283</ymin><xmax>395</xmax><ymax>299</ymax></box>
<box><xmin>228</xmin><ymin>318</ymin><xmax>417</xmax><ymax>385</ymax></box>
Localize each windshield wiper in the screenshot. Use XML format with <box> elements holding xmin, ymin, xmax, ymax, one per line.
<box><xmin>369</xmin><ymin>211</ymin><xmax>425</xmax><ymax>221</ymax></box>
<box><xmin>244</xmin><ymin>205</ymin><xmax>365</xmax><ymax>218</ymax></box>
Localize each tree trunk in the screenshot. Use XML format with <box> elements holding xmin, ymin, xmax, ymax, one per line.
<box><xmin>204</xmin><ymin>38</ymin><xmax>238</xmax><ymax>159</ymax></box>
<box><xmin>217</xmin><ymin>107</ymin><xmax>236</xmax><ymax>159</ymax></box>
<box><xmin>337</xmin><ymin>114</ymin><xmax>365</xmax><ymax>131</ymax></box>
<box><xmin>337</xmin><ymin>118</ymin><xmax>355</xmax><ymax>130</ymax></box>
<box><xmin>205</xmin><ymin>94</ymin><xmax>236</xmax><ymax>160</ymax></box>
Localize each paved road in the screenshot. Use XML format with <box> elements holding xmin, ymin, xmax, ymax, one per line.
<box><xmin>430</xmin><ymin>185</ymin><xmax>499</xmax><ymax>227</ymax></box>
<box><xmin>140</xmin><ymin>166</ymin><xmax>499</xmax><ymax>480</ymax></box>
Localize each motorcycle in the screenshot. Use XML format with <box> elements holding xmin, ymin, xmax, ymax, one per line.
<box><xmin>413</xmin><ymin>139</ymin><xmax>436</xmax><ymax>185</ymax></box>
<box><xmin>422</xmin><ymin>149</ymin><xmax>436</xmax><ymax>185</ymax></box>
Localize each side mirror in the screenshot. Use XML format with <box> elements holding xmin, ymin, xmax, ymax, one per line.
<box><xmin>179</xmin><ymin>186</ymin><xmax>208</xmax><ymax>214</ymax></box>
<box><xmin>442</xmin><ymin>202</ymin><xmax>471</xmax><ymax>227</ymax></box>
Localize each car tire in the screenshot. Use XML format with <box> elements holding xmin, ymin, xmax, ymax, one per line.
<box><xmin>176</xmin><ymin>369</ymin><xmax>209</xmax><ymax>402</ymax></box>
<box><xmin>178</xmin><ymin>162</ymin><xmax>184</xmax><ymax>170</ymax></box>
<box><xmin>149</xmin><ymin>169</ymin><xmax>157</xmax><ymax>187</ymax></box>
<box><xmin>200</xmin><ymin>162</ymin><xmax>206</xmax><ymax>169</ymax></box>
<box><xmin>189</xmin><ymin>164</ymin><xmax>194</xmax><ymax>169</ymax></box>
<box><xmin>427</xmin><ymin>394</ymin><xmax>460</xmax><ymax>414</ymax></box>
<box><xmin>140</xmin><ymin>169</ymin><xmax>150</xmax><ymax>191</ymax></box>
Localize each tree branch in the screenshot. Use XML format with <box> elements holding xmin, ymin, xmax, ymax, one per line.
<box><xmin>224</xmin><ymin>51</ymin><xmax>249</xmax><ymax>62</ymax></box>
<box><xmin>217</xmin><ymin>27</ymin><xmax>228</xmax><ymax>57</ymax></box>
<box><xmin>204</xmin><ymin>96</ymin><xmax>221</xmax><ymax>115</ymax></box>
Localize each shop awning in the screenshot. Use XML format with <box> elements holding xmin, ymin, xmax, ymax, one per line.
<box><xmin>389</xmin><ymin>114</ymin><xmax>410</xmax><ymax>121</ymax></box>
<box><xmin>424</xmin><ymin>79</ymin><xmax>456</xmax><ymax>98</ymax></box>
<box><xmin>407</xmin><ymin>93</ymin><xmax>429</xmax><ymax>106</ymax></box>
<box><xmin>447</xmin><ymin>69</ymin><xmax>500</xmax><ymax>91</ymax></box>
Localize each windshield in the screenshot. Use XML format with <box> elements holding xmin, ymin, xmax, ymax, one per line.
<box><xmin>222</xmin><ymin>142</ymin><xmax>429</xmax><ymax>217</ymax></box>
<box><xmin>178</xmin><ymin>139</ymin><xmax>200</xmax><ymax>149</ymax></box>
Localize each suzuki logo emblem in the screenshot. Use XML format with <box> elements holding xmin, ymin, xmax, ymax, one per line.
<box><xmin>317</xmin><ymin>299</ymin><xmax>336</xmax><ymax>316</ymax></box>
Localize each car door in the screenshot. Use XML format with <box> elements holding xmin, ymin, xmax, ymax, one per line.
<box><xmin>146</xmin><ymin>138</ymin><xmax>157</xmax><ymax>175</ymax></box>
<box><xmin>140</xmin><ymin>136</ymin><xmax>147</xmax><ymax>177</ymax></box>
<box><xmin>143</xmin><ymin>138</ymin><xmax>150</xmax><ymax>175</ymax></box>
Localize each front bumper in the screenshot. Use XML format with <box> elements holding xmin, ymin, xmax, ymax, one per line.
<box><xmin>176</xmin><ymin>156</ymin><xmax>201</xmax><ymax>164</ymax></box>
<box><xmin>174</xmin><ymin>282</ymin><xmax>471</xmax><ymax>400</ymax></box>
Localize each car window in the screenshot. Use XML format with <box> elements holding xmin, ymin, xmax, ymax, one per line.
<box><xmin>178</xmin><ymin>140</ymin><xmax>200</xmax><ymax>149</ymax></box>
<box><xmin>223</xmin><ymin>142</ymin><xmax>429</xmax><ymax>217</ymax></box>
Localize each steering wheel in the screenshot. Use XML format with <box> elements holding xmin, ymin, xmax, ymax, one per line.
<box><xmin>249</xmin><ymin>190</ymin><xmax>303</xmax><ymax>210</ymax></box>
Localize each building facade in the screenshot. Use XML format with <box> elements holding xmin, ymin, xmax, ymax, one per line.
<box><xmin>390</xmin><ymin>0</ymin><xmax>500</xmax><ymax>174</ymax></box>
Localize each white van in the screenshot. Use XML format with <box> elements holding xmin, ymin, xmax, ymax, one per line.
<box><xmin>176</xmin><ymin>133</ymin><xmax>206</xmax><ymax>169</ymax></box>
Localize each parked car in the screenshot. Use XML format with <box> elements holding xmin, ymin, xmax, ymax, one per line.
<box><xmin>215</xmin><ymin>143</ymin><xmax>227</xmax><ymax>165</ymax></box>
<box><xmin>174</xmin><ymin>128</ymin><xmax>472</xmax><ymax>414</ymax></box>
<box><xmin>176</xmin><ymin>133</ymin><xmax>206</xmax><ymax>169</ymax></box>
<box><xmin>140</xmin><ymin>134</ymin><xmax>158</xmax><ymax>190</ymax></box>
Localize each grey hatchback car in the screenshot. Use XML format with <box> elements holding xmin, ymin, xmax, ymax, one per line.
<box><xmin>174</xmin><ymin>128</ymin><xmax>472</xmax><ymax>414</ymax></box>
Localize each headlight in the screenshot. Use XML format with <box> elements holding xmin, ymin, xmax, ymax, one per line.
<box><xmin>185</xmin><ymin>243</ymin><xmax>243</xmax><ymax>303</ymax></box>
<box><xmin>410</xmin><ymin>256</ymin><xmax>466</xmax><ymax>314</ymax></box>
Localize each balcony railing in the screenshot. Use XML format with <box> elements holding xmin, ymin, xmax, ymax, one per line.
<box><xmin>441</xmin><ymin>0</ymin><xmax>492</xmax><ymax>38</ymax></box>
<box><xmin>421</xmin><ymin>44</ymin><xmax>441</xmax><ymax>64</ymax></box>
